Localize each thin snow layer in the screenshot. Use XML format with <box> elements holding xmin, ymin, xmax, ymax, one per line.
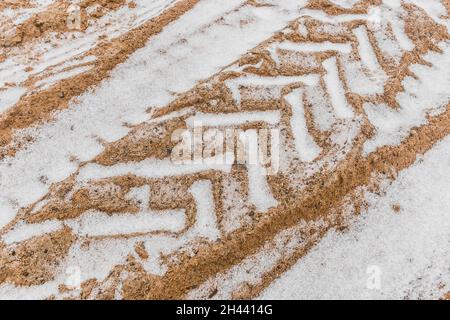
<box><xmin>186</xmin><ymin>111</ymin><xmax>281</xmax><ymax>127</ymax></box>
<box><xmin>329</xmin><ymin>0</ymin><xmax>360</xmax><ymax>9</ymax></box>
<box><xmin>341</xmin><ymin>25</ymin><xmax>388</xmax><ymax>97</ymax></box>
<box><xmin>0</xmin><ymin>179</ymin><xmax>222</xmax><ymax>299</ymax></box>
<box><xmin>273</xmin><ymin>41</ymin><xmax>353</xmax><ymax>54</ymax></box>
<box><xmin>73</xmin><ymin>209</ymin><xmax>186</xmax><ymax>237</ymax></box>
<box><xmin>381</xmin><ymin>2</ymin><xmax>416</xmax><ymax>51</ymax></box>
<box><xmin>304</xmin><ymin>84</ymin><xmax>336</xmax><ymax>132</ymax></box>
<box><xmin>322</xmin><ymin>57</ymin><xmax>354</xmax><ymax>119</ymax></box>
<box><xmin>0</xmin><ymin>0</ymin><xmax>310</xmax><ymax>229</ymax></box>
<box><xmin>342</xmin><ymin>54</ymin><xmax>385</xmax><ymax>96</ymax></box>
<box><xmin>404</xmin><ymin>0</ymin><xmax>450</xmax><ymax>33</ymax></box>
<box><xmin>260</xmin><ymin>134</ymin><xmax>450</xmax><ymax>300</ymax></box>
<box><xmin>77</xmin><ymin>154</ymin><xmax>234</xmax><ymax>182</ymax></box>
<box><xmin>284</xmin><ymin>89</ymin><xmax>322</xmax><ymax>162</ymax></box>
<box><xmin>189</xmin><ymin>180</ymin><xmax>220</xmax><ymax>241</ymax></box>
<box><xmin>371</xmin><ymin>19</ymin><xmax>404</xmax><ymax>65</ymax></box>
<box><xmin>59</xmin><ymin>186</ymin><xmax>186</xmax><ymax>238</ymax></box>
<box><xmin>35</xmin><ymin>66</ymin><xmax>92</xmax><ymax>90</ymax></box>
<box><xmin>0</xmin><ymin>87</ymin><xmax>26</xmax><ymax>113</ymax></box>
<box><xmin>240</xmin><ymin>130</ymin><xmax>278</xmax><ymax>213</ymax></box>
<box><xmin>0</xmin><ymin>1</ymin><xmax>179</xmax><ymax>112</ymax></box>
<box><xmin>141</xmin><ymin>180</ymin><xmax>221</xmax><ymax>275</ymax></box>
<box><xmin>188</xmin><ymin>224</ymin><xmax>309</xmax><ymax>299</ymax></box>
<box><xmin>225</xmin><ymin>74</ymin><xmax>319</xmax><ymax>106</ymax></box>
<box><xmin>2</xmin><ymin>220</ymin><xmax>62</xmax><ymax>245</ymax></box>
<box><xmin>297</xmin><ymin>2</ymin><xmax>415</xmax><ymax>55</ymax></box>
<box><xmin>364</xmin><ymin>41</ymin><xmax>450</xmax><ymax>154</ymax></box>
<box><xmin>298</xmin><ymin>8</ymin><xmax>369</xmax><ymax>24</ymax></box>
<box><xmin>0</xmin><ymin>0</ymin><xmax>55</xmax><ymax>26</ymax></box>
<box><xmin>220</xmin><ymin>176</ymin><xmax>252</xmax><ymax>234</ymax></box>
<box><xmin>353</xmin><ymin>26</ymin><xmax>385</xmax><ymax>76</ymax></box>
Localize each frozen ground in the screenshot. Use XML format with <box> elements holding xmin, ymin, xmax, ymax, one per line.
<box><xmin>0</xmin><ymin>0</ymin><xmax>449</xmax><ymax>300</ymax></box>
<box><xmin>261</xmin><ymin>134</ymin><xmax>450</xmax><ymax>300</ymax></box>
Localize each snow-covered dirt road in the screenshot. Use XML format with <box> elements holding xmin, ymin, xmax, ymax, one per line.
<box><xmin>0</xmin><ymin>0</ymin><xmax>449</xmax><ymax>300</ymax></box>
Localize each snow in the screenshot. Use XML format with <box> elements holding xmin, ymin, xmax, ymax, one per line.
<box><xmin>239</xmin><ymin>130</ymin><xmax>278</xmax><ymax>213</ymax></box>
<box><xmin>0</xmin><ymin>0</ymin><xmax>180</xmax><ymax>112</ymax></box>
<box><xmin>405</xmin><ymin>0</ymin><xmax>450</xmax><ymax>33</ymax></box>
<box><xmin>273</xmin><ymin>41</ymin><xmax>353</xmax><ymax>54</ymax></box>
<box><xmin>0</xmin><ymin>178</ymin><xmax>224</xmax><ymax>298</ymax></box>
<box><xmin>341</xmin><ymin>54</ymin><xmax>385</xmax><ymax>96</ymax></box>
<box><xmin>187</xmin><ymin>219</ymin><xmax>327</xmax><ymax>299</ymax></box>
<box><xmin>189</xmin><ymin>180</ymin><xmax>220</xmax><ymax>241</ymax></box>
<box><xmin>35</xmin><ymin>66</ymin><xmax>92</xmax><ymax>90</ymax></box>
<box><xmin>220</xmin><ymin>176</ymin><xmax>252</xmax><ymax>234</ymax></box>
<box><xmin>380</xmin><ymin>2</ymin><xmax>416</xmax><ymax>51</ymax></box>
<box><xmin>298</xmin><ymin>9</ymin><xmax>369</xmax><ymax>24</ymax></box>
<box><xmin>364</xmin><ymin>41</ymin><xmax>450</xmax><ymax>154</ymax></box>
<box><xmin>127</xmin><ymin>185</ymin><xmax>150</xmax><ymax>210</ymax></box>
<box><xmin>0</xmin><ymin>0</ymin><xmax>449</xmax><ymax>301</ymax></box>
<box><xmin>186</xmin><ymin>111</ymin><xmax>281</xmax><ymax>128</ymax></box>
<box><xmin>77</xmin><ymin>154</ymin><xmax>234</xmax><ymax>182</ymax></box>
<box><xmin>329</xmin><ymin>0</ymin><xmax>361</xmax><ymax>9</ymax></box>
<box><xmin>304</xmin><ymin>84</ymin><xmax>336</xmax><ymax>132</ymax></box>
<box><xmin>353</xmin><ymin>26</ymin><xmax>385</xmax><ymax>75</ymax></box>
<box><xmin>298</xmin><ymin>20</ymin><xmax>308</xmax><ymax>38</ymax></box>
<box><xmin>68</xmin><ymin>184</ymin><xmax>186</xmax><ymax>238</ymax></box>
<box><xmin>371</xmin><ymin>20</ymin><xmax>404</xmax><ymax>65</ymax></box>
<box><xmin>284</xmin><ymin>89</ymin><xmax>322</xmax><ymax>162</ymax></box>
<box><xmin>0</xmin><ymin>87</ymin><xmax>26</xmax><ymax>113</ymax></box>
<box><xmin>260</xmin><ymin>134</ymin><xmax>450</xmax><ymax>300</ymax></box>
<box><xmin>0</xmin><ymin>0</ymin><xmax>310</xmax><ymax>229</ymax></box>
<box><xmin>72</xmin><ymin>209</ymin><xmax>186</xmax><ymax>237</ymax></box>
<box><xmin>2</xmin><ymin>220</ymin><xmax>63</xmax><ymax>245</ymax></box>
<box><xmin>0</xmin><ymin>1</ymin><xmax>56</xmax><ymax>26</ymax></box>
<box><xmin>322</xmin><ymin>57</ymin><xmax>354</xmax><ymax>119</ymax></box>
<box><xmin>225</xmin><ymin>74</ymin><xmax>319</xmax><ymax>106</ymax></box>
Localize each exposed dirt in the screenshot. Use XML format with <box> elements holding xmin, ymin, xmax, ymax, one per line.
<box><xmin>0</xmin><ymin>227</ymin><xmax>75</xmax><ymax>286</ymax></box>
<box><xmin>0</xmin><ymin>0</ymin><xmax>32</xmax><ymax>11</ymax></box>
<box><xmin>1</xmin><ymin>0</ymin><xmax>128</xmax><ymax>47</ymax></box>
<box><xmin>0</xmin><ymin>0</ymin><xmax>200</xmax><ymax>157</ymax></box>
<box><xmin>0</xmin><ymin>0</ymin><xmax>449</xmax><ymax>300</ymax></box>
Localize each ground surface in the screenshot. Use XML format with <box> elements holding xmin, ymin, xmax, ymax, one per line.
<box><xmin>0</xmin><ymin>0</ymin><xmax>449</xmax><ymax>300</ymax></box>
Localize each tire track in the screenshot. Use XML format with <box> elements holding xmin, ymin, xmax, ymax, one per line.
<box><xmin>0</xmin><ymin>0</ymin><xmax>449</xmax><ymax>300</ymax></box>
<box><xmin>0</xmin><ymin>0</ymin><xmax>196</xmax><ymax>157</ymax></box>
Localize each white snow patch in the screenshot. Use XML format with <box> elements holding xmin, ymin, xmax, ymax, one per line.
<box><xmin>364</xmin><ymin>41</ymin><xmax>450</xmax><ymax>154</ymax></box>
<box><xmin>353</xmin><ymin>26</ymin><xmax>385</xmax><ymax>74</ymax></box>
<box><xmin>329</xmin><ymin>0</ymin><xmax>360</xmax><ymax>9</ymax></box>
<box><xmin>0</xmin><ymin>0</ymin><xmax>311</xmax><ymax>229</ymax></box>
<box><xmin>322</xmin><ymin>57</ymin><xmax>354</xmax><ymax>119</ymax></box>
<box><xmin>341</xmin><ymin>54</ymin><xmax>385</xmax><ymax>96</ymax></box>
<box><xmin>382</xmin><ymin>1</ymin><xmax>416</xmax><ymax>51</ymax></box>
<box><xmin>298</xmin><ymin>8</ymin><xmax>370</xmax><ymax>24</ymax></box>
<box><xmin>261</xmin><ymin>133</ymin><xmax>450</xmax><ymax>300</ymax></box>
<box><xmin>186</xmin><ymin>111</ymin><xmax>281</xmax><ymax>128</ymax></box>
<box><xmin>72</xmin><ymin>209</ymin><xmax>186</xmax><ymax>237</ymax></box>
<box><xmin>239</xmin><ymin>130</ymin><xmax>278</xmax><ymax>213</ymax></box>
<box><xmin>405</xmin><ymin>0</ymin><xmax>450</xmax><ymax>33</ymax></box>
<box><xmin>273</xmin><ymin>41</ymin><xmax>352</xmax><ymax>54</ymax></box>
<box><xmin>77</xmin><ymin>154</ymin><xmax>234</xmax><ymax>182</ymax></box>
<box><xmin>140</xmin><ymin>180</ymin><xmax>221</xmax><ymax>275</ymax></box>
<box><xmin>189</xmin><ymin>180</ymin><xmax>220</xmax><ymax>241</ymax></box>
<box><xmin>0</xmin><ymin>87</ymin><xmax>26</xmax><ymax>113</ymax></box>
<box><xmin>35</xmin><ymin>66</ymin><xmax>92</xmax><ymax>90</ymax></box>
<box><xmin>225</xmin><ymin>74</ymin><xmax>320</xmax><ymax>106</ymax></box>
<box><xmin>2</xmin><ymin>220</ymin><xmax>63</xmax><ymax>245</ymax></box>
<box><xmin>371</xmin><ymin>20</ymin><xmax>404</xmax><ymax>65</ymax></box>
<box><xmin>284</xmin><ymin>89</ymin><xmax>322</xmax><ymax>162</ymax></box>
